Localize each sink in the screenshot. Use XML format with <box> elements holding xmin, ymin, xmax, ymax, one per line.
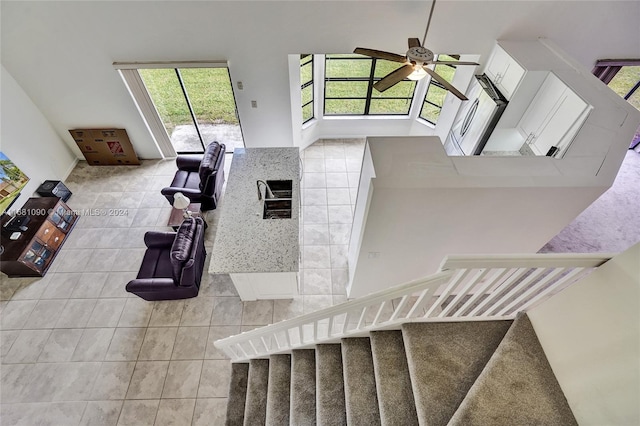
<box><xmin>260</xmin><ymin>180</ymin><xmax>293</xmax><ymax>219</ymax></box>
<box><xmin>263</xmin><ymin>199</ymin><xmax>292</xmax><ymax>219</ymax></box>
<box><xmin>266</xmin><ymin>180</ymin><xmax>292</xmax><ymax>198</ymax></box>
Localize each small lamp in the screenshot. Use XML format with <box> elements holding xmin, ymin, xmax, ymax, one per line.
<box><xmin>173</xmin><ymin>192</ymin><xmax>191</xmax><ymax>218</ymax></box>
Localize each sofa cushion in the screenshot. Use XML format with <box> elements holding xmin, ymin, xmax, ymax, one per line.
<box><xmin>136</xmin><ymin>248</ymin><xmax>173</xmax><ymax>280</ymax></box>
<box><xmin>170</xmin><ymin>170</ymin><xmax>201</xmax><ymax>191</ymax></box>
<box><xmin>170</xmin><ymin>218</ymin><xmax>196</xmax><ymax>283</ymax></box>
<box><xmin>199</xmin><ymin>142</ymin><xmax>221</xmax><ymax>190</ymax></box>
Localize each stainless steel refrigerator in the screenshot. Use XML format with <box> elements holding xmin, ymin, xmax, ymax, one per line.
<box><xmin>444</xmin><ymin>74</ymin><xmax>508</xmax><ymax>156</ymax></box>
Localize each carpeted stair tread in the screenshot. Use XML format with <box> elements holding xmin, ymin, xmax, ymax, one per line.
<box><xmin>226</xmin><ymin>363</ymin><xmax>249</xmax><ymax>426</ymax></box>
<box><xmin>316</xmin><ymin>344</ymin><xmax>347</xmax><ymax>426</ymax></box>
<box><xmin>370</xmin><ymin>331</ymin><xmax>418</xmax><ymax>426</ymax></box>
<box><xmin>266</xmin><ymin>354</ymin><xmax>291</xmax><ymax>426</ymax></box>
<box><xmin>290</xmin><ymin>349</ymin><xmax>317</xmax><ymax>426</ymax></box>
<box><xmin>448</xmin><ymin>314</ymin><xmax>578</xmax><ymax>426</ymax></box>
<box><xmin>341</xmin><ymin>337</ymin><xmax>381</xmax><ymax>426</ymax></box>
<box><xmin>402</xmin><ymin>320</ymin><xmax>512</xmax><ymax>426</ymax></box>
<box><xmin>244</xmin><ymin>359</ymin><xmax>269</xmax><ymax>425</ymax></box>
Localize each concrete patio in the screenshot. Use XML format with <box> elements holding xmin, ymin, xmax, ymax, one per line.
<box><xmin>170</xmin><ymin>123</ymin><xmax>244</xmax><ymax>153</ymax></box>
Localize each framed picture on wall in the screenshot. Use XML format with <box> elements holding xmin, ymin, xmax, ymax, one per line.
<box><xmin>0</xmin><ymin>151</ymin><xmax>30</xmax><ymax>215</ymax></box>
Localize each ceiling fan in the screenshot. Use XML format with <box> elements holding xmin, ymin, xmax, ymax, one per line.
<box><xmin>354</xmin><ymin>0</ymin><xmax>478</xmax><ymax>100</ymax></box>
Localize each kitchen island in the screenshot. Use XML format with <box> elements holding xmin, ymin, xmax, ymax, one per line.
<box><xmin>209</xmin><ymin>147</ymin><xmax>300</xmax><ymax>300</ymax></box>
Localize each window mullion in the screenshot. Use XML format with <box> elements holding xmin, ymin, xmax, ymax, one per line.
<box><xmin>175</xmin><ymin>68</ymin><xmax>205</xmax><ymax>150</ymax></box>
<box><xmin>364</xmin><ymin>58</ymin><xmax>376</xmax><ymax>114</ymax></box>
<box><xmin>301</xmin><ymin>54</ymin><xmax>314</xmax><ymax>123</ymax></box>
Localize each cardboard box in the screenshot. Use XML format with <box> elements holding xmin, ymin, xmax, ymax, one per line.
<box><xmin>69</xmin><ymin>128</ymin><xmax>140</xmax><ymax>165</ymax></box>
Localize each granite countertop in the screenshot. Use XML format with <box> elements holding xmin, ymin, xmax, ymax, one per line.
<box><xmin>209</xmin><ymin>147</ymin><xmax>300</xmax><ymax>274</ymax></box>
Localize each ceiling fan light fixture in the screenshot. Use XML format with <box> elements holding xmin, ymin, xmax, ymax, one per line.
<box><xmin>353</xmin><ymin>0</ymin><xmax>472</xmax><ymax>100</ymax></box>
<box><xmin>407</xmin><ymin>65</ymin><xmax>428</xmax><ymax>81</ymax></box>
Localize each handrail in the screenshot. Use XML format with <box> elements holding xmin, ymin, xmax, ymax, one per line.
<box><xmin>440</xmin><ymin>253</ymin><xmax>614</xmax><ymax>270</ymax></box>
<box><xmin>214</xmin><ymin>253</ymin><xmax>612</xmax><ymax>362</ymax></box>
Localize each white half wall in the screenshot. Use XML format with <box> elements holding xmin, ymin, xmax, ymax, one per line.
<box><xmin>349</xmin><ymin>183</ymin><xmax>604</xmax><ymax>298</ymax></box>
<box><xmin>1</xmin><ymin>66</ymin><xmax>77</xmax><ymax>211</ymax></box>
<box><xmin>346</xmin><ymin>130</ymin><xmax>637</xmax><ymax>298</ymax></box>
<box><xmin>529</xmin><ymin>243</ymin><xmax>640</xmax><ymax>425</ymax></box>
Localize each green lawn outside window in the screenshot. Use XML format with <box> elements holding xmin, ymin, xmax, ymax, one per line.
<box><xmin>301</xmin><ymin>55</ymin><xmax>314</xmax><ymax>123</ymax></box>
<box><xmin>324</xmin><ymin>54</ymin><xmax>416</xmax><ymax>116</ymax></box>
<box><xmin>420</xmin><ymin>55</ymin><xmax>457</xmax><ymax>125</ymax></box>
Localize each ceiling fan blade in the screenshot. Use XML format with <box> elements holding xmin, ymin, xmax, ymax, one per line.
<box><xmin>424</xmin><ymin>67</ymin><xmax>468</xmax><ymax>101</ymax></box>
<box><xmin>408</xmin><ymin>38</ymin><xmax>421</xmax><ymax>48</ymax></box>
<box><xmin>374</xmin><ymin>64</ymin><xmax>415</xmax><ymax>92</ymax></box>
<box><xmin>354</xmin><ymin>48</ymin><xmax>407</xmax><ymax>63</ymax></box>
<box><xmin>426</xmin><ymin>60</ymin><xmax>480</xmax><ymax>66</ymax></box>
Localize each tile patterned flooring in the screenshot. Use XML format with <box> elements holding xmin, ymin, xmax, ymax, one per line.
<box><xmin>0</xmin><ymin>138</ymin><xmax>365</xmax><ymax>425</ymax></box>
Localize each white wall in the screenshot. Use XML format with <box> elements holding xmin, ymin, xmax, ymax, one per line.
<box><xmin>1</xmin><ymin>1</ymin><xmax>638</xmax><ymax>159</ymax></box>
<box><xmin>0</xmin><ymin>66</ymin><xmax>77</xmax><ymax>211</ymax></box>
<box><xmin>349</xmin><ymin>184</ymin><xmax>603</xmax><ymax>297</ymax></box>
<box><xmin>529</xmin><ymin>243</ymin><xmax>640</xmax><ymax>425</ymax></box>
<box><xmin>347</xmin><ymin>124</ymin><xmax>640</xmax><ymax>298</ymax></box>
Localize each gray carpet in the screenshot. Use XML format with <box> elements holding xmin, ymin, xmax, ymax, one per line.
<box><xmin>369</xmin><ymin>331</ymin><xmax>418</xmax><ymax>426</ymax></box>
<box><xmin>244</xmin><ymin>359</ymin><xmax>269</xmax><ymax>424</ymax></box>
<box><xmin>226</xmin><ymin>362</ymin><xmax>249</xmax><ymax>426</ymax></box>
<box><xmin>290</xmin><ymin>349</ymin><xmax>316</xmax><ymax>426</ymax></box>
<box><xmin>316</xmin><ymin>344</ymin><xmax>347</xmax><ymax>426</ymax></box>
<box><xmin>224</xmin><ymin>316</ymin><xmax>576</xmax><ymax>425</ymax></box>
<box><xmin>402</xmin><ymin>321</ymin><xmax>512</xmax><ymax>426</ymax></box>
<box><xmin>541</xmin><ymin>150</ymin><xmax>640</xmax><ymax>253</ymax></box>
<box><xmin>266</xmin><ymin>354</ymin><xmax>291</xmax><ymax>425</ymax></box>
<box><xmin>341</xmin><ymin>337</ymin><xmax>381</xmax><ymax>426</ymax></box>
<box><xmin>449</xmin><ymin>314</ymin><xmax>578</xmax><ymax>425</ymax></box>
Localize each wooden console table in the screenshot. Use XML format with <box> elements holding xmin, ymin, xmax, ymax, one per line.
<box><xmin>0</xmin><ymin>197</ymin><xmax>78</xmax><ymax>277</ymax></box>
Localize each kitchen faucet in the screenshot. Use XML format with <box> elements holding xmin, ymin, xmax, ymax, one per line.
<box><xmin>256</xmin><ymin>180</ymin><xmax>274</xmax><ymax>201</ymax></box>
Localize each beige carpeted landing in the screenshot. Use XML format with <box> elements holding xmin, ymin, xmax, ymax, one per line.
<box><xmin>541</xmin><ymin>150</ymin><xmax>640</xmax><ymax>253</ymax></box>
<box><xmin>450</xmin><ymin>314</ymin><xmax>578</xmax><ymax>425</ymax></box>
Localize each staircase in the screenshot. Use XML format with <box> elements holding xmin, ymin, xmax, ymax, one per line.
<box><xmin>225</xmin><ymin>314</ymin><xmax>576</xmax><ymax>425</ymax></box>
<box><xmin>216</xmin><ymin>253</ymin><xmax>612</xmax><ymax>425</ymax></box>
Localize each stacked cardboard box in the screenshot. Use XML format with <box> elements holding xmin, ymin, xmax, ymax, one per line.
<box><xmin>69</xmin><ymin>129</ymin><xmax>140</xmax><ymax>165</ymax></box>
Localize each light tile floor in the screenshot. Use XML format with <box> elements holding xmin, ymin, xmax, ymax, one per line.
<box><xmin>0</xmin><ymin>138</ymin><xmax>365</xmax><ymax>426</ymax></box>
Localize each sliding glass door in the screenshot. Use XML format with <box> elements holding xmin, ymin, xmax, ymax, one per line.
<box><xmin>137</xmin><ymin>66</ymin><xmax>244</xmax><ymax>154</ymax></box>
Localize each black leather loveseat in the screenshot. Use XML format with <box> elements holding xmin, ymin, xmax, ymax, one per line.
<box><xmin>126</xmin><ymin>217</ymin><xmax>206</xmax><ymax>301</ymax></box>
<box><xmin>161</xmin><ymin>141</ymin><xmax>226</xmax><ymax>211</ymax></box>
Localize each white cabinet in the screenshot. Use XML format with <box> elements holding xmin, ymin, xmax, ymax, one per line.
<box><xmin>230</xmin><ymin>272</ymin><xmax>299</xmax><ymax>301</ymax></box>
<box><xmin>518</xmin><ymin>73</ymin><xmax>566</xmax><ymax>138</ymax></box>
<box><xmin>517</xmin><ymin>73</ymin><xmax>590</xmax><ymax>156</ymax></box>
<box><xmin>485</xmin><ymin>44</ymin><xmax>526</xmax><ymax>100</ymax></box>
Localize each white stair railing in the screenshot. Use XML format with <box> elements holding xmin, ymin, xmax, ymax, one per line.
<box><xmin>214</xmin><ymin>253</ymin><xmax>612</xmax><ymax>362</ymax></box>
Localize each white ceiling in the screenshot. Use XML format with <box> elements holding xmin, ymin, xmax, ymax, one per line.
<box><xmin>1</xmin><ymin>1</ymin><xmax>639</xmax><ymax>156</ymax></box>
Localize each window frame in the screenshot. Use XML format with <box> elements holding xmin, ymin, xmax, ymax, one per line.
<box><xmin>301</xmin><ymin>54</ymin><xmax>314</xmax><ymax>124</ymax></box>
<box><xmin>419</xmin><ymin>56</ymin><xmax>458</xmax><ymax>125</ymax></box>
<box><xmin>323</xmin><ymin>54</ymin><xmax>417</xmax><ymax>116</ymax></box>
<box><xmin>115</xmin><ymin>61</ymin><xmax>244</xmax><ymax>156</ymax></box>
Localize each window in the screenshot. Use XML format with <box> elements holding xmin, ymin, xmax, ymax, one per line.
<box><xmin>138</xmin><ymin>67</ymin><xmax>243</xmax><ymax>154</ymax></box>
<box><xmin>419</xmin><ymin>55</ymin><xmax>458</xmax><ymax>124</ymax></box>
<box><xmin>301</xmin><ymin>55</ymin><xmax>314</xmax><ymax>123</ymax></box>
<box><xmin>324</xmin><ymin>54</ymin><xmax>416</xmax><ymax>116</ymax></box>
<box><xmin>117</xmin><ymin>63</ymin><xmax>244</xmax><ymax>156</ymax></box>
<box><xmin>607</xmin><ymin>66</ymin><xmax>640</xmax><ymax>110</ymax></box>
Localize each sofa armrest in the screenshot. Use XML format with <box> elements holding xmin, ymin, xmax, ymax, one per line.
<box><xmin>126</xmin><ymin>278</ymin><xmax>177</xmax><ymax>294</ymax></box>
<box><xmin>144</xmin><ymin>231</ymin><xmax>176</xmax><ymax>248</ymax></box>
<box><xmin>176</xmin><ymin>155</ymin><xmax>203</xmax><ymax>171</ymax></box>
<box><xmin>215</xmin><ymin>144</ymin><xmax>226</xmax><ymax>170</ymax></box>
<box><xmin>160</xmin><ymin>186</ymin><xmax>202</xmax><ymax>203</ymax></box>
<box><xmin>161</xmin><ymin>187</ymin><xmax>202</xmax><ymax>198</ymax></box>
<box><xmin>177</xmin><ymin>218</ymin><xmax>207</xmax><ymax>287</ymax></box>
